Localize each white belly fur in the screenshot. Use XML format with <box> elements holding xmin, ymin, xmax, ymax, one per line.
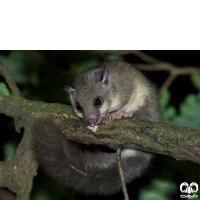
<box><xmin>121</xmin><ymin>149</ymin><xmax>138</xmax><ymax>158</ymax></box>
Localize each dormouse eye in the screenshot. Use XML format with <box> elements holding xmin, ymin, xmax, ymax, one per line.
<box><xmin>94</xmin><ymin>97</ymin><xmax>103</xmax><ymax>108</ymax></box>
<box><xmin>76</xmin><ymin>102</ymin><xmax>83</xmax><ymax>112</ymax></box>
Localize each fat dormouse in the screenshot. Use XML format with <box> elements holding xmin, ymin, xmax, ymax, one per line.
<box><xmin>34</xmin><ymin>60</ymin><xmax>162</xmax><ymax>195</ymax></box>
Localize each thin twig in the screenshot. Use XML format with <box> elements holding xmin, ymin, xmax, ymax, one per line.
<box><xmin>0</xmin><ymin>62</ymin><xmax>21</xmax><ymax>97</ymax></box>
<box><xmin>117</xmin><ymin>148</ymin><xmax>129</xmax><ymax>200</ymax></box>
<box><xmin>136</xmin><ymin>63</ymin><xmax>200</xmax><ymax>92</ymax></box>
<box><xmin>159</xmin><ymin>73</ymin><xmax>176</xmax><ymax>93</ymax></box>
<box><xmin>0</xmin><ymin>63</ymin><xmax>22</xmax><ymax>133</ymax></box>
<box><xmin>135</xmin><ymin>63</ymin><xmax>200</xmax><ymax>74</ymax></box>
<box><xmin>117</xmin><ymin>51</ymin><xmax>200</xmax><ymax>93</ymax></box>
<box><xmin>117</xmin><ymin>50</ymin><xmax>161</xmax><ymax>64</ymax></box>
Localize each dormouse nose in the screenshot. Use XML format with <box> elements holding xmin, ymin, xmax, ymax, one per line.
<box><xmin>87</xmin><ymin>115</ymin><xmax>98</xmax><ymax>126</ymax></box>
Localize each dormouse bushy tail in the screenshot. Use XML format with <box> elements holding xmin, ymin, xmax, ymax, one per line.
<box><xmin>32</xmin><ymin>119</ymin><xmax>152</xmax><ymax>195</ymax></box>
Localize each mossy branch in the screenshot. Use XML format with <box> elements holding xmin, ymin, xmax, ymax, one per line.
<box><xmin>1</xmin><ymin>92</ymin><xmax>200</xmax><ymax>164</ymax></box>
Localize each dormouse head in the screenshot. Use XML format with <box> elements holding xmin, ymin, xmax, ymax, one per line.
<box><xmin>61</xmin><ymin>66</ymin><xmax>110</xmax><ymax>127</ymax></box>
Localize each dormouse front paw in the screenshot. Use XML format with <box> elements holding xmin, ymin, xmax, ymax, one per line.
<box><xmin>103</xmin><ymin>111</ymin><xmax>133</xmax><ymax>124</ymax></box>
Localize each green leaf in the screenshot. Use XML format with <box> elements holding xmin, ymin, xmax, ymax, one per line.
<box><xmin>163</xmin><ymin>106</ymin><xmax>177</xmax><ymax>123</ymax></box>
<box><xmin>180</xmin><ymin>93</ymin><xmax>200</xmax><ymax>117</ymax></box>
<box><xmin>190</xmin><ymin>73</ymin><xmax>200</xmax><ymax>90</ymax></box>
<box><xmin>32</xmin><ymin>191</ymin><xmax>52</xmax><ymax>200</ymax></box>
<box><xmin>151</xmin><ymin>179</ymin><xmax>177</xmax><ymax>194</ymax></box>
<box><xmin>172</xmin><ymin>92</ymin><xmax>200</xmax><ymax>130</ymax></box>
<box><xmin>172</xmin><ymin>115</ymin><xmax>200</xmax><ymax>130</ymax></box>
<box><xmin>3</xmin><ymin>142</ymin><xmax>17</xmax><ymax>160</ymax></box>
<box><xmin>0</xmin><ymin>51</ymin><xmax>38</xmax><ymax>85</ymax></box>
<box><xmin>139</xmin><ymin>179</ymin><xmax>177</xmax><ymax>200</ymax></box>
<box><xmin>159</xmin><ymin>90</ymin><xmax>177</xmax><ymax>123</ymax></box>
<box><xmin>106</xmin><ymin>54</ymin><xmax>124</xmax><ymax>60</ymax></box>
<box><xmin>160</xmin><ymin>90</ymin><xmax>171</xmax><ymax>109</ymax></box>
<box><xmin>70</xmin><ymin>59</ymin><xmax>100</xmax><ymax>74</ymax></box>
<box><xmin>0</xmin><ymin>82</ymin><xmax>10</xmax><ymax>96</ymax></box>
<box><xmin>139</xmin><ymin>189</ymin><xmax>168</xmax><ymax>200</ymax></box>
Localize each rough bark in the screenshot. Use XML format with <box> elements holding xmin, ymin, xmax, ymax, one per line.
<box><xmin>0</xmin><ymin>94</ymin><xmax>200</xmax><ymax>164</ymax></box>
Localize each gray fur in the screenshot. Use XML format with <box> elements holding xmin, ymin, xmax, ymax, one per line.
<box><xmin>33</xmin><ymin>60</ymin><xmax>162</xmax><ymax>195</ymax></box>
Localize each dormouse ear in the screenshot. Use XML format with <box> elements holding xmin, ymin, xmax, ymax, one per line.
<box><xmin>95</xmin><ymin>67</ymin><xmax>109</xmax><ymax>88</ymax></box>
<box><xmin>60</xmin><ymin>83</ymin><xmax>75</xmax><ymax>93</ymax></box>
<box><xmin>102</xmin><ymin>67</ymin><xmax>109</xmax><ymax>87</ymax></box>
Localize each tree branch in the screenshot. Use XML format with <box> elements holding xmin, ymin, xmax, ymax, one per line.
<box><xmin>0</xmin><ymin>62</ymin><xmax>21</xmax><ymax>97</ymax></box>
<box><xmin>0</xmin><ymin>62</ymin><xmax>22</xmax><ymax>133</ymax></box>
<box><xmin>0</xmin><ymin>93</ymin><xmax>200</xmax><ymax>164</ymax></box>
<box><xmin>135</xmin><ymin>63</ymin><xmax>200</xmax><ymax>75</ymax></box>
<box><xmin>136</xmin><ymin>63</ymin><xmax>200</xmax><ymax>93</ymax></box>
<box><xmin>117</xmin><ymin>50</ymin><xmax>162</xmax><ymax>64</ymax></box>
<box><xmin>117</xmin><ymin>51</ymin><xmax>200</xmax><ymax>93</ymax></box>
<box><xmin>117</xmin><ymin>148</ymin><xmax>129</xmax><ymax>200</ymax></box>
